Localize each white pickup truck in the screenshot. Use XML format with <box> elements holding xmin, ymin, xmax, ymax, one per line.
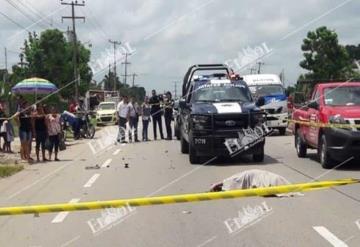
<box><xmin>242</xmin><ymin>74</ymin><xmax>288</xmax><ymax>135</ymax></box>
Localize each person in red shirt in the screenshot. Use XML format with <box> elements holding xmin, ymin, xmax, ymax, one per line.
<box><xmin>69</xmin><ymin>99</ymin><xmax>77</xmax><ymax>113</ymax></box>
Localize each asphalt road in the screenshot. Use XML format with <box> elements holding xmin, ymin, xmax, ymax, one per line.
<box><xmin>0</xmin><ymin>126</ymin><xmax>359</xmax><ymax>247</ymax></box>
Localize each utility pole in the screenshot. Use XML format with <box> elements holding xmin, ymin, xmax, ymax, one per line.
<box><xmin>107</xmin><ymin>63</ymin><xmax>111</xmax><ymax>90</ymax></box>
<box><xmin>108</xmin><ymin>39</ymin><xmax>121</xmax><ymax>91</ymax></box>
<box><xmin>248</xmin><ymin>67</ymin><xmax>256</xmax><ymax>74</ymax></box>
<box><xmin>257</xmin><ymin>61</ymin><xmax>264</xmax><ymax>74</ymax></box>
<box><xmin>1</xmin><ymin>48</ymin><xmax>7</xmax><ymax>96</ymax></box>
<box><xmin>61</xmin><ymin>0</ymin><xmax>85</xmax><ymax>102</ymax></box>
<box><xmin>121</xmin><ymin>52</ymin><xmax>131</xmax><ymax>85</ymax></box>
<box><xmin>4</xmin><ymin>48</ymin><xmax>7</xmax><ymax>71</ymax></box>
<box><xmin>131</xmin><ymin>73</ymin><xmax>138</xmax><ymax>87</ymax></box>
<box><xmin>18</xmin><ymin>53</ymin><xmax>27</xmax><ymax>68</ymax></box>
<box><xmin>173</xmin><ymin>81</ymin><xmax>178</xmax><ymax>99</ymax></box>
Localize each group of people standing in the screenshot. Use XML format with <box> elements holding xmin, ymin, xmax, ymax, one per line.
<box><xmin>0</xmin><ymin>98</ymin><xmax>63</xmax><ymax>163</ymax></box>
<box><xmin>116</xmin><ymin>89</ymin><xmax>174</xmax><ymax>143</ymax></box>
<box><xmin>16</xmin><ymin>102</ymin><xmax>63</xmax><ymax>163</ymax></box>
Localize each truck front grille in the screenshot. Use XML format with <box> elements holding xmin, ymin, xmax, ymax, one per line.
<box><xmin>213</xmin><ymin>114</ymin><xmax>251</xmax><ymax>131</ymax></box>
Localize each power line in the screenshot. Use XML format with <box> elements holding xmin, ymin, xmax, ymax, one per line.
<box><xmin>13</xmin><ymin>0</ymin><xmax>53</xmax><ymax>27</ymax></box>
<box><xmin>0</xmin><ymin>10</ymin><xmax>29</xmax><ymax>31</ymax></box>
<box><xmin>61</xmin><ymin>0</ymin><xmax>86</xmax><ymax>101</ymax></box>
<box><xmin>4</xmin><ymin>0</ymin><xmax>47</xmax><ymax>29</ymax></box>
<box><xmin>81</xmin><ymin>7</ymin><xmax>108</xmax><ymax>42</ymax></box>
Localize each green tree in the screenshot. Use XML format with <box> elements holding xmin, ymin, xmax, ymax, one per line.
<box><xmin>11</xmin><ymin>29</ymin><xmax>92</xmax><ymax>99</ymax></box>
<box><xmin>101</xmin><ymin>71</ymin><xmax>121</xmax><ymax>91</ymax></box>
<box><xmin>299</xmin><ymin>26</ymin><xmax>353</xmax><ymax>81</ymax></box>
<box><xmin>345</xmin><ymin>44</ymin><xmax>360</xmax><ymax>61</ymax></box>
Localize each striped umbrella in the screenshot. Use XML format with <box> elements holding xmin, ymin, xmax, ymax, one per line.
<box><xmin>11</xmin><ymin>77</ymin><xmax>58</xmax><ymax>94</ymax></box>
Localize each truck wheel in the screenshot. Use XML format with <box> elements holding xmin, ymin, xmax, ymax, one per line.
<box><xmin>278</xmin><ymin>127</ymin><xmax>286</xmax><ymax>136</ymax></box>
<box><xmin>189</xmin><ymin>142</ymin><xmax>200</xmax><ymax>164</ymax></box>
<box><xmin>181</xmin><ymin>134</ymin><xmax>189</xmax><ymax>154</ymax></box>
<box><xmin>253</xmin><ymin>146</ymin><xmax>264</xmax><ymax>162</ymax></box>
<box><xmin>318</xmin><ymin>135</ymin><xmax>335</xmax><ymax>169</ymax></box>
<box><xmin>295</xmin><ymin>129</ymin><xmax>307</xmax><ymax>158</ymax></box>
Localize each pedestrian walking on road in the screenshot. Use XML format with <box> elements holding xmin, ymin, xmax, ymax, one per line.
<box><xmin>46</xmin><ymin>106</ymin><xmax>61</xmax><ymax>161</ymax></box>
<box><xmin>128</xmin><ymin>97</ymin><xmax>140</xmax><ymax>143</ymax></box>
<box><xmin>141</xmin><ymin>96</ymin><xmax>151</xmax><ymax>141</ymax></box>
<box><xmin>33</xmin><ymin>104</ymin><xmax>48</xmax><ymax>162</ymax></box>
<box><xmin>164</xmin><ymin>91</ymin><xmax>174</xmax><ymax>140</ymax></box>
<box><xmin>149</xmin><ymin>90</ymin><xmax>164</xmax><ymax>140</ymax></box>
<box><xmin>116</xmin><ymin>96</ymin><xmax>131</xmax><ymax>143</ymax></box>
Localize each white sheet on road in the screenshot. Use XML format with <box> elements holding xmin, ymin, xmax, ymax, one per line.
<box><xmin>220</xmin><ymin>169</ymin><xmax>303</xmax><ymax>197</ymax></box>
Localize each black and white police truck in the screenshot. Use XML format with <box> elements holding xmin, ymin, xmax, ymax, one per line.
<box><xmin>178</xmin><ymin>64</ymin><xmax>268</xmax><ymax>164</ymax></box>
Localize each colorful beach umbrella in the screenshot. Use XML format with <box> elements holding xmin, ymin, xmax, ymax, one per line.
<box><xmin>11</xmin><ymin>77</ymin><xmax>58</xmax><ymax>94</ymax></box>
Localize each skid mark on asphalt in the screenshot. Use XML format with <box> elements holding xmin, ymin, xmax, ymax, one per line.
<box><xmin>101</xmin><ymin>158</ymin><xmax>112</xmax><ymax>168</ymax></box>
<box><xmin>51</xmin><ymin>198</ymin><xmax>81</xmax><ymax>223</ymax></box>
<box><xmin>313</xmin><ymin>226</ymin><xmax>349</xmax><ymax>247</ymax></box>
<box><xmin>84</xmin><ymin>174</ymin><xmax>100</xmax><ymax>188</ymax></box>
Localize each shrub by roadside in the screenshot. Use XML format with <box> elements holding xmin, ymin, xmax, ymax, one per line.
<box><xmin>0</xmin><ymin>165</ymin><xmax>23</xmax><ymax>178</ymax></box>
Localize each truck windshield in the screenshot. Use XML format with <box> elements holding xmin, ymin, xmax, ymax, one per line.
<box><xmin>99</xmin><ymin>103</ymin><xmax>116</xmax><ymax>110</ymax></box>
<box><xmin>324</xmin><ymin>86</ymin><xmax>360</xmax><ymax>106</ymax></box>
<box><xmin>249</xmin><ymin>85</ymin><xmax>284</xmax><ymax>96</ymax></box>
<box><xmin>193</xmin><ymin>84</ymin><xmax>252</xmax><ymax>102</ymax></box>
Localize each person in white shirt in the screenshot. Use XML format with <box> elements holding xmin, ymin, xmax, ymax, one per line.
<box><xmin>116</xmin><ymin>96</ymin><xmax>130</xmax><ymax>143</ymax></box>
<box><xmin>128</xmin><ymin>97</ymin><xmax>140</xmax><ymax>142</ymax></box>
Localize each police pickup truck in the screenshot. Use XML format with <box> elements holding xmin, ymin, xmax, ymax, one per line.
<box><xmin>178</xmin><ymin>64</ymin><xmax>267</xmax><ymax>164</ymax></box>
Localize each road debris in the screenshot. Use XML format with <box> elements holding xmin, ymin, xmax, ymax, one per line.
<box><xmin>124</xmin><ymin>163</ymin><xmax>129</xmax><ymax>168</ymax></box>
<box><xmin>85</xmin><ymin>164</ymin><xmax>100</xmax><ymax>170</ymax></box>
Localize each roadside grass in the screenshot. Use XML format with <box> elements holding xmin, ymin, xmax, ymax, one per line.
<box><xmin>0</xmin><ymin>165</ymin><xmax>24</xmax><ymax>178</ymax></box>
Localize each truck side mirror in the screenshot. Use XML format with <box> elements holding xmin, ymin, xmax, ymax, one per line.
<box><xmin>179</xmin><ymin>99</ymin><xmax>187</xmax><ymax>109</ymax></box>
<box><xmin>256</xmin><ymin>96</ymin><xmax>265</xmax><ymax>107</ymax></box>
<box><xmin>308</xmin><ymin>100</ymin><xmax>319</xmax><ymax>109</ymax></box>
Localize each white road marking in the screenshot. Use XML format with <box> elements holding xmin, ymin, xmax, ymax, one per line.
<box><xmin>112</xmin><ymin>149</ymin><xmax>121</xmax><ymax>155</ymax></box>
<box><xmin>8</xmin><ymin>163</ymin><xmax>69</xmax><ymax>199</ymax></box>
<box><xmin>84</xmin><ymin>174</ymin><xmax>100</xmax><ymax>188</ymax></box>
<box><xmin>101</xmin><ymin>158</ymin><xmax>112</xmax><ymax>168</ymax></box>
<box><xmin>197</xmin><ymin>236</ymin><xmax>217</xmax><ymax>247</ymax></box>
<box><xmin>60</xmin><ymin>235</ymin><xmax>81</xmax><ymax>247</ymax></box>
<box><xmin>313</xmin><ymin>226</ymin><xmax>348</xmax><ymax>247</ymax></box>
<box><xmin>51</xmin><ymin>199</ymin><xmax>80</xmax><ymax>223</ymax></box>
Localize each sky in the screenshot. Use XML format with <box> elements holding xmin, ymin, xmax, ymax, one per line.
<box><xmin>0</xmin><ymin>0</ymin><xmax>359</xmax><ymax>96</ymax></box>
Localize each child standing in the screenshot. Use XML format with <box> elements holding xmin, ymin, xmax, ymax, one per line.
<box><xmin>2</xmin><ymin>117</ymin><xmax>14</xmax><ymax>153</ymax></box>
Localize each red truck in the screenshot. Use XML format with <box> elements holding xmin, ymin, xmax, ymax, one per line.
<box><xmin>292</xmin><ymin>82</ymin><xmax>360</xmax><ymax>168</ymax></box>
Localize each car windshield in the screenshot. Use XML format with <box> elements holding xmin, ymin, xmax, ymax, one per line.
<box><xmin>99</xmin><ymin>103</ymin><xmax>115</xmax><ymax>110</ymax></box>
<box><xmin>324</xmin><ymin>86</ymin><xmax>360</xmax><ymax>106</ymax></box>
<box><xmin>249</xmin><ymin>85</ymin><xmax>284</xmax><ymax>96</ymax></box>
<box><xmin>193</xmin><ymin>84</ymin><xmax>252</xmax><ymax>102</ymax></box>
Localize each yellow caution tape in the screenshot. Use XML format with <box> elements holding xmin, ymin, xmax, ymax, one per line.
<box><xmin>0</xmin><ymin>178</ymin><xmax>358</xmax><ymax>216</ymax></box>
<box><xmin>287</xmin><ymin>119</ymin><xmax>360</xmax><ymax>129</ymax></box>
